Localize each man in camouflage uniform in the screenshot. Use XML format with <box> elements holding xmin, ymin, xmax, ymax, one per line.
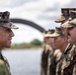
<box><xmin>60</xmin><ymin>10</ymin><xmax>76</xmax><ymax>75</ymax></box>
<box><xmin>41</xmin><ymin>29</ymin><xmax>62</xmax><ymax>75</ymax></box>
<box><xmin>54</xmin><ymin>8</ymin><xmax>76</xmax><ymax>75</ymax></box>
<box><xmin>50</xmin><ymin>27</ymin><xmax>76</xmax><ymax>75</ymax></box>
<box><xmin>67</xmin><ymin>19</ymin><xmax>76</xmax><ymax>75</ymax></box>
<box><xmin>0</xmin><ymin>11</ymin><xmax>18</xmax><ymax>75</ymax></box>
<box><xmin>41</xmin><ymin>29</ymin><xmax>55</xmax><ymax>75</ymax></box>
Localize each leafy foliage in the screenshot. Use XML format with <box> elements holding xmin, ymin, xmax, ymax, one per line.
<box><xmin>10</xmin><ymin>39</ymin><xmax>43</xmax><ymax>49</ymax></box>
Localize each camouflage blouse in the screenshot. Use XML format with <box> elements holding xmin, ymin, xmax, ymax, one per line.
<box><xmin>0</xmin><ymin>52</ymin><xmax>11</xmax><ymax>75</ymax></box>
<box><xmin>56</xmin><ymin>43</ymin><xmax>76</xmax><ymax>75</ymax></box>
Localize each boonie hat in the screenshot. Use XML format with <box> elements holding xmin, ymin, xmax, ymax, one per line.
<box><xmin>0</xmin><ymin>11</ymin><xmax>18</xmax><ymax>29</ymax></box>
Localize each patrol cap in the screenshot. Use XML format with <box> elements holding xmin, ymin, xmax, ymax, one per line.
<box><xmin>60</xmin><ymin>21</ymin><xmax>72</xmax><ymax>28</ymax></box>
<box><xmin>0</xmin><ymin>11</ymin><xmax>18</xmax><ymax>29</ymax></box>
<box><xmin>55</xmin><ymin>8</ymin><xmax>69</xmax><ymax>23</ymax></box>
<box><xmin>50</xmin><ymin>27</ymin><xmax>63</xmax><ymax>37</ymax></box>
<box><xmin>55</xmin><ymin>8</ymin><xmax>76</xmax><ymax>23</ymax></box>
<box><xmin>68</xmin><ymin>18</ymin><xmax>76</xmax><ymax>28</ymax></box>
<box><xmin>55</xmin><ymin>15</ymin><xmax>66</xmax><ymax>23</ymax></box>
<box><xmin>44</xmin><ymin>29</ymin><xmax>55</xmax><ymax>37</ymax></box>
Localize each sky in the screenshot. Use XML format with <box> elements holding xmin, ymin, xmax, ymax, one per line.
<box><xmin>0</xmin><ymin>0</ymin><xmax>76</xmax><ymax>44</ymax></box>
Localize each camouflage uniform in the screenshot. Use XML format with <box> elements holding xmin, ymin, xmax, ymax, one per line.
<box><xmin>0</xmin><ymin>11</ymin><xmax>18</xmax><ymax>75</ymax></box>
<box><xmin>0</xmin><ymin>52</ymin><xmax>11</xmax><ymax>75</ymax></box>
<box><xmin>48</xmin><ymin>49</ymin><xmax>62</xmax><ymax>75</ymax></box>
<box><xmin>45</xmin><ymin>30</ymin><xmax>62</xmax><ymax>75</ymax></box>
<box><xmin>60</xmin><ymin>13</ymin><xmax>76</xmax><ymax>75</ymax></box>
<box><xmin>55</xmin><ymin>8</ymin><xmax>76</xmax><ymax>75</ymax></box>
<box><xmin>56</xmin><ymin>43</ymin><xmax>76</xmax><ymax>75</ymax></box>
<box><xmin>68</xmin><ymin>13</ymin><xmax>76</xmax><ymax>75</ymax></box>
<box><xmin>49</xmin><ymin>27</ymin><xmax>76</xmax><ymax>75</ymax></box>
<box><xmin>41</xmin><ymin>44</ymin><xmax>53</xmax><ymax>75</ymax></box>
<box><xmin>41</xmin><ymin>30</ymin><xmax>62</xmax><ymax>75</ymax></box>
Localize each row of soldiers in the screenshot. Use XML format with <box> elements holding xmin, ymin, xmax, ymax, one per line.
<box><xmin>41</xmin><ymin>8</ymin><xmax>76</xmax><ymax>75</ymax></box>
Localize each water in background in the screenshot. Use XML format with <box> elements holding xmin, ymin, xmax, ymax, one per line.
<box><xmin>2</xmin><ymin>49</ymin><xmax>42</xmax><ymax>75</ymax></box>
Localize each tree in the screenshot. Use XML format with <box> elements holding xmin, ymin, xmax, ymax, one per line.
<box><xmin>30</xmin><ymin>39</ymin><xmax>42</xmax><ymax>46</ymax></box>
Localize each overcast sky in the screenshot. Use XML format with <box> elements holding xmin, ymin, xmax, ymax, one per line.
<box><xmin>0</xmin><ymin>0</ymin><xmax>76</xmax><ymax>43</ymax></box>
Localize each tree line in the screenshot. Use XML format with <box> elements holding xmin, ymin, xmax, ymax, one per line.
<box><xmin>9</xmin><ymin>39</ymin><xmax>43</xmax><ymax>49</ymax></box>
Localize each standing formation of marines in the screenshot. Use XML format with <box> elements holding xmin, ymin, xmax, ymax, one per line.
<box><xmin>41</xmin><ymin>8</ymin><xmax>76</xmax><ymax>75</ymax></box>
